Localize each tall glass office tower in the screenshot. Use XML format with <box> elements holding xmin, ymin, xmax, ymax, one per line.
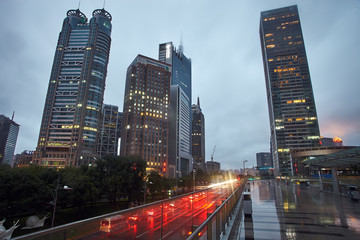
<box><xmin>159</xmin><ymin>42</ymin><xmax>192</xmax><ymax>178</ymax></box>
<box><xmin>33</xmin><ymin>9</ymin><xmax>112</xmax><ymax>167</ymax></box>
<box><xmin>260</xmin><ymin>5</ymin><xmax>320</xmax><ymax>176</ymax></box>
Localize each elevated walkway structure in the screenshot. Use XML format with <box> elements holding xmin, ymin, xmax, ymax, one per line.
<box><xmin>304</xmin><ymin>146</ymin><xmax>360</xmax><ymax>195</ymax></box>
<box><xmin>227</xmin><ymin>179</ymin><xmax>360</xmax><ymax>240</ymax></box>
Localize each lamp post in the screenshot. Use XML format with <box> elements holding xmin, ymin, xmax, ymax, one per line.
<box><xmin>51</xmin><ymin>171</ymin><xmax>73</xmax><ymax>228</ymax></box>
<box><xmin>193</xmin><ymin>169</ymin><xmax>196</xmax><ymax>192</ymax></box>
<box><xmin>243</xmin><ymin>160</ymin><xmax>248</xmax><ymax>176</ymax></box>
<box><xmin>143</xmin><ymin>180</ymin><xmax>153</xmax><ymax>205</ymax></box>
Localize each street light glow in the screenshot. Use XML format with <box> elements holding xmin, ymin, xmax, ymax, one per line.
<box><xmin>208</xmin><ymin>179</ymin><xmax>237</xmax><ymax>188</ymax></box>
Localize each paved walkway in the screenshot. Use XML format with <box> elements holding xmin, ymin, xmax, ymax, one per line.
<box><xmin>229</xmin><ymin>179</ymin><xmax>360</xmax><ymax>240</ymax></box>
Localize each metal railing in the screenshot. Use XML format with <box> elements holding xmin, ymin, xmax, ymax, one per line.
<box><xmin>186</xmin><ymin>180</ymin><xmax>246</xmax><ymax>240</ymax></box>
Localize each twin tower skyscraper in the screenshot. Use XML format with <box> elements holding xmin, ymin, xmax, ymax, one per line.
<box><xmin>33</xmin><ymin>8</ymin><xmax>198</xmax><ymax>178</ymax></box>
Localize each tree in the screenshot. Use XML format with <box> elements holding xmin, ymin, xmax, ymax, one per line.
<box><xmin>121</xmin><ymin>156</ymin><xmax>146</xmax><ymax>206</ymax></box>
<box><xmin>0</xmin><ymin>165</ymin><xmax>52</xmax><ymax>218</ymax></box>
<box><xmin>94</xmin><ymin>155</ymin><xmax>146</xmax><ymax>210</ymax></box>
<box><xmin>61</xmin><ymin>167</ymin><xmax>98</xmax><ymax>211</ymax></box>
<box><xmin>147</xmin><ymin>171</ymin><xmax>173</xmax><ymax>201</ymax></box>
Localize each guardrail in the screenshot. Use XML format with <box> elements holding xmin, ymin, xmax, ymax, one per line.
<box><xmin>13</xmin><ymin>180</ymin><xmax>243</xmax><ymax>240</ymax></box>
<box><xmin>186</xmin><ymin>180</ymin><xmax>247</xmax><ymax>240</ymax></box>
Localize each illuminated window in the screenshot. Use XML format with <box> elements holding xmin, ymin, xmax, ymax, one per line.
<box><xmin>266</xmin><ymin>44</ymin><xmax>275</xmax><ymax>49</ymax></box>
<box><xmin>265</xmin><ymin>33</ymin><xmax>273</xmax><ymax>37</ymax></box>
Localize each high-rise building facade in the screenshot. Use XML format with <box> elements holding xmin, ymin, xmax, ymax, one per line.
<box><xmin>159</xmin><ymin>42</ymin><xmax>191</xmax><ymax>100</ymax></box>
<box><xmin>260</xmin><ymin>5</ymin><xmax>320</xmax><ymax>176</ymax></box>
<box><xmin>33</xmin><ymin>8</ymin><xmax>112</xmax><ymax>167</ymax></box>
<box><xmin>159</xmin><ymin>42</ymin><xmax>192</xmax><ymax>177</ymax></box>
<box><xmin>192</xmin><ymin>97</ymin><xmax>205</xmax><ymax>165</ymax></box>
<box><xmin>97</xmin><ymin>104</ymin><xmax>122</xmax><ymax>157</ymax></box>
<box><xmin>120</xmin><ymin>55</ymin><xmax>171</xmax><ymax>175</ymax></box>
<box><xmin>168</xmin><ymin>85</ymin><xmax>192</xmax><ymax>178</ymax></box>
<box><xmin>0</xmin><ymin>115</ymin><xmax>20</xmax><ymax>165</ymax></box>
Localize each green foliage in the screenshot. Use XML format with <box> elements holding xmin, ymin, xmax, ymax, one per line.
<box><xmin>2</xmin><ymin>157</ymin><xmax>230</xmax><ymax>221</ymax></box>
<box><xmin>94</xmin><ymin>155</ymin><xmax>146</xmax><ymax>209</ymax></box>
<box><xmin>0</xmin><ymin>165</ymin><xmax>56</xmax><ymax>218</ymax></box>
<box><xmin>0</xmin><ymin>156</ymin><xmax>147</xmax><ymax>218</ymax></box>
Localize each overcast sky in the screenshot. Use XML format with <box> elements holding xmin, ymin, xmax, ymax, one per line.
<box><xmin>1</xmin><ymin>0</ymin><xmax>359</xmax><ymax>170</ymax></box>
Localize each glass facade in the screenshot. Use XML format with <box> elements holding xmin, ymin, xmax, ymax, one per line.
<box><xmin>97</xmin><ymin>104</ymin><xmax>122</xmax><ymax>157</ymax></box>
<box><xmin>169</xmin><ymin>85</ymin><xmax>192</xmax><ymax>178</ymax></box>
<box><xmin>159</xmin><ymin>42</ymin><xmax>192</xmax><ymax>178</ymax></box>
<box><xmin>192</xmin><ymin>98</ymin><xmax>205</xmax><ymax>165</ymax></box>
<box><xmin>260</xmin><ymin>5</ymin><xmax>320</xmax><ymax>176</ymax></box>
<box><xmin>33</xmin><ymin>9</ymin><xmax>112</xmax><ymax>167</ymax></box>
<box><xmin>0</xmin><ymin>115</ymin><xmax>20</xmax><ymax>166</ymax></box>
<box><xmin>120</xmin><ymin>55</ymin><xmax>171</xmax><ymax>175</ymax></box>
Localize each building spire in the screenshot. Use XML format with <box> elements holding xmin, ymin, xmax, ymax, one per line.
<box><xmin>178</xmin><ymin>34</ymin><xmax>184</xmax><ymax>54</ymax></box>
<box><xmin>197</xmin><ymin>97</ymin><xmax>200</xmax><ymax>107</ymax></box>
<box><xmin>103</xmin><ymin>0</ymin><xmax>106</xmax><ymax>9</ymax></box>
<box><xmin>78</xmin><ymin>0</ymin><xmax>81</xmax><ymax>9</ymax></box>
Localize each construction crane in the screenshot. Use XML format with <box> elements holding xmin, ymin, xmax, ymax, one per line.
<box><xmin>211</xmin><ymin>145</ymin><xmax>216</xmax><ymax>162</ymax></box>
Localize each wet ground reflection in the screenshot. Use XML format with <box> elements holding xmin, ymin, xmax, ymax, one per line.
<box><xmin>239</xmin><ymin>180</ymin><xmax>360</xmax><ymax>240</ymax></box>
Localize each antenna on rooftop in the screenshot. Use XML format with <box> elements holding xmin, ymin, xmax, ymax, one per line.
<box><xmin>78</xmin><ymin>0</ymin><xmax>81</xmax><ymax>9</ymax></box>
<box><xmin>178</xmin><ymin>33</ymin><xmax>184</xmax><ymax>54</ymax></box>
<box><xmin>103</xmin><ymin>0</ymin><xmax>106</xmax><ymax>8</ymax></box>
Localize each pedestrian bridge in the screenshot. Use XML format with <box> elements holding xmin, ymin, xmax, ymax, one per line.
<box><xmin>14</xmin><ymin>180</ymin><xmax>246</xmax><ymax>240</ymax></box>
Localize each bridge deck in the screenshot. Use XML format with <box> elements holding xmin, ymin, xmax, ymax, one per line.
<box><xmin>230</xmin><ymin>179</ymin><xmax>360</xmax><ymax>240</ymax></box>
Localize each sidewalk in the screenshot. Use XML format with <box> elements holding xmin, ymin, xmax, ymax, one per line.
<box><xmin>228</xmin><ymin>179</ymin><xmax>360</xmax><ymax>240</ymax></box>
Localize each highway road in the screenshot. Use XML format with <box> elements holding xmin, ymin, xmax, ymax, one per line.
<box><xmin>79</xmin><ymin>180</ymin><xmax>241</xmax><ymax>240</ymax></box>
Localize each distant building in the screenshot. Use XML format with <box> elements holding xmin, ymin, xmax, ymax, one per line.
<box><xmin>320</xmin><ymin>136</ymin><xmax>343</xmax><ymax>147</ymax></box>
<box><xmin>33</xmin><ymin>8</ymin><xmax>113</xmax><ymax>168</ymax></box>
<box><xmin>97</xmin><ymin>104</ymin><xmax>122</xmax><ymax>157</ymax></box>
<box><xmin>260</xmin><ymin>5</ymin><xmax>321</xmax><ymax>176</ymax></box>
<box><xmin>120</xmin><ymin>55</ymin><xmax>171</xmax><ymax>176</ymax></box>
<box><xmin>159</xmin><ymin>41</ymin><xmax>192</xmax><ymax>178</ymax></box>
<box><xmin>0</xmin><ymin>115</ymin><xmax>20</xmax><ymax>166</ymax></box>
<box><xmin>202</xmin><ymin>161</ymin><xmax>220</xmax><ymax>174</ymax></box>
<box><xmin>15</xmin><ymin>150</ymin><xmax>34</xmax><ymax>167</ymax></box>
<box><xmin>256</xmin><ymin>152</ymin><xmax>272</xmax><ymax>167</ymax></box>
<box><xmin>256</xmin><ymin>152</ymin><xmax>273</xmax><ymax>176</ymax></box>
<box><xmin>192</xmin><ymin>97</ymin><xmax>205</xmax><ymax>165</ymax></box>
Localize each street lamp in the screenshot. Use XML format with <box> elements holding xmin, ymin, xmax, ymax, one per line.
<box><xmin>51</xmin><ymin>171</ymin><xmax>73</xmax><ymax>228</ymax></box>
<box><xmin>143</xmin><ymin>180</ymin><xmax>153</xmax><ymax>205</ymax></box>
<box><xmin>243</xmin><ymin>160</ymin><xmax>248</xmax><ymax>176</ymax></box>
<box><xmin>193</xmin><ymin>169</ymin><xmax>196</xmax><ymax>192</ymax></box>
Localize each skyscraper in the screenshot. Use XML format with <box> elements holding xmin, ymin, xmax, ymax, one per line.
<box><xmin>260</xmin><ymin>5</ymin><xmax>320</xmax><ymax>176</ymax></box>
<box><xmin>97</xmin><ymin>104</ymin><xmax>122</xmax><ymax>157</ymax></box>
<box><xmin>33</xmin><ymin>8</ymin><xmax>112</xmax><ymax>167</ymax></box>
<box><xmin>159</xmin><ymin>42</ymin><xmax>192</xmax><ymax>177</ymax></box>
<box><xmin>168</xmin><ymin>85</ymin><xmax>192</xmax><ymax>178</ymax></box>
<box><xmin>120</xmin><ymin>55</ymin><xmax>171</xmax><ymax>175</ymax></box>
<box><xmin>0</xmin><ymin>115</ymin><xmax>20</xmax><ymax>166</ymax></box>
<box><xmin>192</xmin><ymin>97</ymin><xmax>205</xmax><ymax>165</ymax></box>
